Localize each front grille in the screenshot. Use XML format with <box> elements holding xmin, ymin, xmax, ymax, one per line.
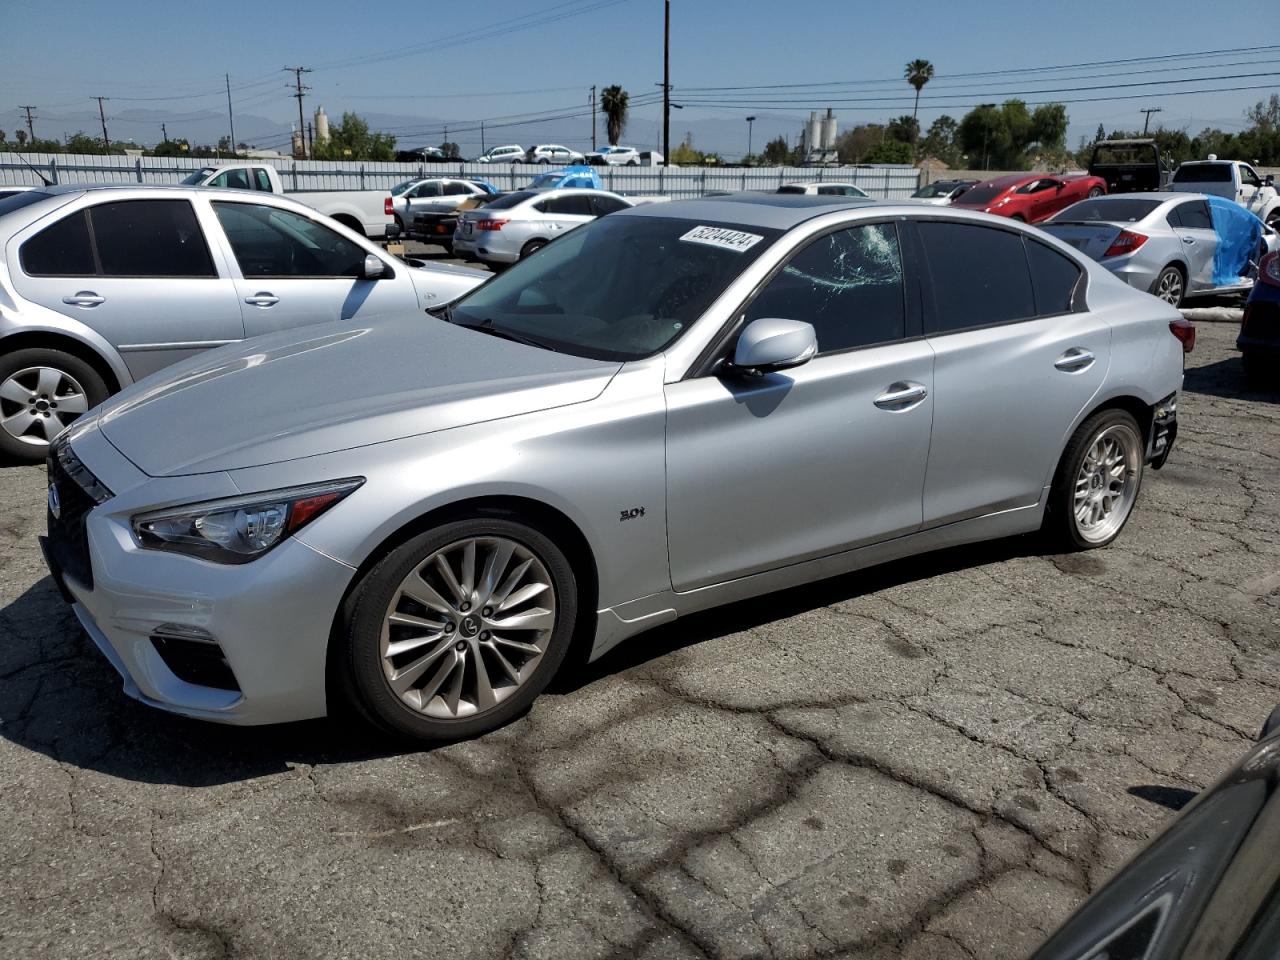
<box><xmin>45</xmin><ymin>440</ymin><xmax>108</xmax><ymax>590</ymax></box>
<box><xmin>150</xmin><ymin>633</ymin><xmax>240</xmax><ymax>691</ymax></box>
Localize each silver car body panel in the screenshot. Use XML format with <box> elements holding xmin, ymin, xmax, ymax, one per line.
<box><xmin>0</xmin><ymin>184</ymin><xmax>485</xmax><ymax>389</ymax></box>
<box><xmin>56</xmin><ymin>195</ymin><xmax>1185</xmax><ymax>724</ymax></box>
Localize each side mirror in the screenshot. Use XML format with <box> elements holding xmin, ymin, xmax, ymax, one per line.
<box><xmin>724</xmin><ymin>317</ymin><xmax>817</xmax><ymax>377</ymax></box>
<box><xmin>360</xmin><ymin>254</ymin><xmax>386</xmax><ymax>280</ymax></box>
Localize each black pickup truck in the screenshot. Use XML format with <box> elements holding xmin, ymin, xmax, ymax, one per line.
<box><xmin>1088</xmin><ymin>138</ymin><xmax>1172</xmax><ymax>193</ymax></box>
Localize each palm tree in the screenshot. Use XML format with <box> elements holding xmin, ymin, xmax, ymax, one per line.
<box><xmin>904</xmin><ymin>59</ymin><xmax>934</xmax><ymax>155</ymax></box>
<box><xmin>601</xmin><ymin>85</ymin><xmax>629</xmax><ymax>146</ymax></box>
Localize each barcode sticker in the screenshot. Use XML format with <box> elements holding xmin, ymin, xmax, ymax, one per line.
<box><xmin>679</xmin><ymin>225</ymin><xmax>764</xmax><ymax>253</ymax></box>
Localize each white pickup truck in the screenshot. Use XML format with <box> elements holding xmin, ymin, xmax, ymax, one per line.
<box><xmin>179</xmin><ymin>163</ymin><xmax>398</xmax><ymax>241</ymax></box>
<box><xmin>1170</xmin><ymin>157</ymin><xmax>1280</xmax><ymax>226</ymax></box>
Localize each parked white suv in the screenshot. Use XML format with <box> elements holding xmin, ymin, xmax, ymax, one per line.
<box><xmin>1171</xmin><ymin>157</ymin><xmax>1280</xmax><ymax>226</ymax></box>
<box><xmin>474</xmin><ymin>145</ymin><xmax>526</xmax><ymax>164</ymax></box>
<box><xmin>527</xmin><ymin>144</ymin><xmax>586</xmax><ymax>165</ymax></box>
<box><xmin>586</xmin><ymin>146</ymin><xmax>641</xmax><ymax>166</ymax></box>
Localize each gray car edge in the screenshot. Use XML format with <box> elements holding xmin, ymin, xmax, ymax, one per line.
<box><xmin>45</xmin><ymin>195</ymin><xmax>1185</xmax><ymax>738</ymax></box>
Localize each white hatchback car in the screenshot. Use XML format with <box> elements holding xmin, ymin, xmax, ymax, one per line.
<box><xmin>452</xmin><ymin>188</ymin><xmax>633</xmax><ymax>265</ymax></box>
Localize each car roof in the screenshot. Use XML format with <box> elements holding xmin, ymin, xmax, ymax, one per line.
<box><xmin>620</xmin><ymin>192</ymin><xmax>878</xmax><ymax>229</ymax></box>
<box><xmin>1066</xmin><ymin>191</ymin><xmax>1194</xmax><ymax>204</ymax></box>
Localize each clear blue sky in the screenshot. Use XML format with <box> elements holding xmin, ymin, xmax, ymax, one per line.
<box><xmin>3</xmin><ymin>0</ymin><xmax>1278</xmax><ymax>157</ymax></box>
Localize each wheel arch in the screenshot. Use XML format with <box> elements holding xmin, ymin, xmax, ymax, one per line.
<box><xmin>329</xmin><ymin>212</ymin><xmax>365</xmax><ymax>234</ymax></box>
<box><xmin>0</xmin><ymin>328</ymin><xmax>128</xmax><ymax>394</ymax></box>
<box><xmin>324</xmin><ymin>494</ymin><xmax>601</xmax><ymax>709</ymax></box>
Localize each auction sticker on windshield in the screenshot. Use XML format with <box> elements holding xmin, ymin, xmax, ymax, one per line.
<box><xmin>680</xmin><ymin>225</ymin><xmax>764</xmax><ymax>253</ymax></box>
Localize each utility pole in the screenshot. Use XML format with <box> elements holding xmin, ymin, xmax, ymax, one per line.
<box><xmin>662</xmin><ymin>0</ymin><xmax>670</xmax><ymax>161</ymax></box>
<box><xmin>307</xmin><ymin>121</ymin><xmax>314</xmax><ymax>158</ymax></box>
<box><xmin>19</xmin><ymin>105</ymin><xmax>36</xmax><ymax>142</ymax></box>
<box><xmin>746</xmin><ymin>116</ymin><xmax>755</xmax><ymax>163</ymax></box>
<box><xmin>1141</xmin><ymin>107</ymin><xmax>1162</xmax><ymax>136</ymax></box>
<box><xmin>480</xmin><ymin>120</ymin><xmax>486</xmax><ymax>153</ymax></box>
<box><xmin>589</xmin><ymin>85</ymin><xmax>597</xmax><ymax>151</ymax></box>
<box><xmin>226</xmin><ymin>73</ymin><xmax>237</xmax><ymax>156</ymax></box>
<box><xmin>284</xmin><ymin>66</ymin><xmax>312</xmax><ymax>158</ymax></box>
<box><xmin>160</xmin><ymin>122</ymin><xmax>168</xmax><ymax>143</ymax></box>
<box><xmin>95</xmin><ymin>96</ymin><xmax>110</xmax><ymax>151</ymax></box>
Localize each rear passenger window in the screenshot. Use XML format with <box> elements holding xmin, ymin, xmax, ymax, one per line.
<box><xmin>254</xmin><ymin>169</ymin><xmax>273</xmax><ymax>192</ymax></box>
<box><xmin>210</xmin><ymin>169</ymin><xmax>252</xmax><ymax>190</ymax></box>
<box><xmin>918</xmin><ymin>222</ymin><xmax>1034</xmax><ymax>332</ymax></box>
<box><xmin>21</xmin><ymin>210</ymin><xmax>96</xmax><ymax>276</ymax></box>
<box><xmin>1176</xmin><ymin>201</ymin><xmax>1212</xmax><ymax>230</ymax></box>
<box><xmin>548</xmin><ymin>194</ymin><xmax>594</xmax><ymax>217</ymax></box>
<box><xmin>1025</xmin><ymin>239</ymin><xmax>1081</xmax><ymax>315</ymax></box>
<box><xmin>90</xmin><ymin>200</ymin><xmax>216</xmax><ymax>277</ymax></box>
<box><xmin>745</xmin><ymin>223</ymin><xmax>905</xmax><ymax>353</ymax></box>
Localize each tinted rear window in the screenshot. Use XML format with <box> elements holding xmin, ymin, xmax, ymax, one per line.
<box><xmin>482</xmin><ymin>191</ymin><xmax>536</xmax><ymax>210</ymax></box>
<box><xmin>0</xmin><ymin>190</ymin><xmax>52</xmax><ymax>218</ymax></box>
<box><xmin>90</xmin><ymin>200</ymin><xmax>216</xmax><ymax>277</ymax></box>
<box><xmin>1050</xmin><ymin>198</ymin><xmax>1161</xmax><ymax>223</ymax></box>
<box><xmin>919</xmin><ymin>222</ymin><xmax>1035</xmax><ymax>332</ymax></box>
<box><xmin>21</xmin><ymin>209</ymin><xmax>96</xmax><ymax>276</ymax></box>
<box><xmin>1173</xmin><ymin>164</ymin><xmax>1231</xmax><ymax>183</ymax></box>
<box><xmin>1026</xmin><ymin>239</ymin><xmax>1081</xmax><ymax>315</ymax></box>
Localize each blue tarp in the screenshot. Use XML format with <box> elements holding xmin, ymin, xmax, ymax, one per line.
<box><xmin>1207</xmin><ymin>194</ymin><xmax>1264</xmax><ymax>286</ymax></box>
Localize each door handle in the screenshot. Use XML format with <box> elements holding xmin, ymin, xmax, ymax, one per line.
<box><xmin>1055</xmin><ymin>348</ymin><xmax>1095</xmax><ymax>373</ymax></box>
<box><xmin>244</xmin><ymin>293</ymin><xmax>279</xmax><ymax>307</ymax></box>
<box><xmin>1182</xmin><ymin>236</ymin><xmax>1195</xmax><ymax>244</ymax></box>
<box><xmin>873</xmin><ymin>381</ymin><xmax>928</xmax><ymax>410</ymax></box>
<box><xmin>61</xmin><ymin>292</ymin><xmax>105</xmax><ymax>308</ymax></box>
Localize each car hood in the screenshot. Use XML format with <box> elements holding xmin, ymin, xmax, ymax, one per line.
<box><xmin>96</xmin><ymin>312</ymin><xmax>621</xmax><ymax>477</ymax></box>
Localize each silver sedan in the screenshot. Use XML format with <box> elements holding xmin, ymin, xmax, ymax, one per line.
<box><xmin>42</xmin><ymin>195</ymin><xmax>1184</xmax><ymax>743</ymax></box>
<box><xmin>452</xmin><ymin>187</ymin><xmax>633</xmax><ymax>265</ymax></box>
<box><xmin>0</xmin><ymin>185</ymin><xmax>486</xmax><ymax>462</ymax></box>
<box><xmin>1039</xmin><ymin>192</ymin><xmax>1279</xmax><ymax>306</ymax></box>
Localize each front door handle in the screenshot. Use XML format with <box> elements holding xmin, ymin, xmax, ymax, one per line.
<box><xmin>1055</xmin><ymin>348</ymin><xmax>1095</xmax><ymax>373</ymax></box>
<box><xmin>874</xmin><ymin>381</ymin><xmax>928</xmax><ymax>410</ymax></box>
<box><xmin>244</xmin><ymin>293</ymin><xmax>279</xmax><ymax>307</ymax></box>
<box><xmin>62</xmin><ymin>292</ymin><xmax>105</xmax><ymax>308</ymax></box>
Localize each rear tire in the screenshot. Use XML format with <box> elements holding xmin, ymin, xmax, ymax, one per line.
<box><xmin>1152</xmin><ymin>264</ymin><xmax>1185</xmax><ymax>307</ymax></box>
<box><xmin>0</xmin><ymin>348</ymin><xmax>110</xmax><ymax>463</ymax></box>
<box><xmin>339</xmin><ymin>517</ymin><xmax>578</xmax><ymax>743</ymax></box>
<box><xmin>1044</xmin><ymin>408</ymin><xmax>1144</xmax><ymax>551</ymax></box>
<box><xmin>520</xmin><ymin>239</ymin><xmax>548</xmax><ymax>259</ymax></box>
<box><xmin>1087</xmin><ymin>186</ymin><xmax>1104</xmax><ymax>198</ymax></box>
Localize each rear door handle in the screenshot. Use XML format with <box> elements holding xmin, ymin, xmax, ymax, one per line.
<box><xmin>1182</xmin><ymin>236</ymin><xmax>1195</xmax><ymax>244</ymax></box>
<box><xmin>244</xmin><ymin>293</ymin><xmax>279</xmax><ymax>307</ymax></box>
<box><xmin>61</xmin><ymin>292</ymin><xmax>105</xmax><ymax>308</ymax></box>
<box><xmin>1055</xmin><ymin>348</ymin><xmax>1095</xmax><ymax>373</ymax></box>
<box><xmin>873</xmin><ymin>381</ymin><xmax>928</xmax><ymax>410</ymax></box>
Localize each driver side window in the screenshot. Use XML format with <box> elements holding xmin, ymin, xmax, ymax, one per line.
<box><xmin>212</xmin><ymin>202</ymin><xmax>366</xmax><ymax>278</ymax></box>
<box><xmin>744</xmin><ymin>223</ymin><xmax>906</xmax><ymax>355</ymax></box>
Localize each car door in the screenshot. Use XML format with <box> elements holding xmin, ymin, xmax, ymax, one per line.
<box><xmin>405</xmin><ymin>180</ymin><xmax>442</xmax><ymax>218</ymax></box>
<box><xmin>914</xmin><ymin>220</ymin><xmax>1108</xmax><ymax>525</ymax></box>
<box><xmin>1026</xmin><ymin>178</ymin><xmax>1065</xmax><ymax>221</ymax></box>
<box><xmin>210</xmin><ymin>198</ymin><xmax>416</xmax><ymax>337</ymax></box>
<box><xmin>539</xmin><ymin>193</ymin><xmax>596</xmax><ymax>236</ymax></box>
<box><xmin>9</xmin><ymin>196</ymin><xmax>244</xmax><ymax>380</ymax></box>
<box><xmin>664</xmin><ymin>221</ymin><xmax>934</xmax><ymax>591</ymax></box>
<box><xmin>1167</xmin><ymin>199</ymin><xmax>1218</xmax><ymax>290</ymax></box>
<box><xmin>1238</xmin><ymin>163</ymin><xmax>1264</xmax><ymax>214</ymax></box>
<box><xmin>588</xmin><ymin>194</ymin><xmax>630</xmax><ymax>218</ymax></box>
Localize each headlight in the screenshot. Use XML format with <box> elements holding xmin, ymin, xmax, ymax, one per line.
<box><xmin>132</xmin><ymin>478</ymin><xmax>363</xmax><ymax>564</ymax></box>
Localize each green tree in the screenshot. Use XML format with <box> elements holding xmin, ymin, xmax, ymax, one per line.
<box><xmin>835</xmin><ymin>123</ymin><xmax>886</xmax><ymax>164</ymax></box>
<box><xmin>15</xmin><ymin>130</ymin><xmax>27</xmax><ymax>148</ymax></box>
<box><xmin>312</xmin><ymin>112</ymin><xmax>397</xmax><ymax>161</ymax></box>
<box><xmin>601</xmin><ymin>85</ymin><xmax>629</xmax><ymax>146</ymax></box>
<box><xmin>439</xmin><ymin>141</ymin><xmax>460</xmax><ymax>159</ymax></box>
<box><xmin>904</xmin><ymin>58</ymin><xmax>934</xmax><ymax>156</ymax></box>
<box><xmin>152</xmin><ymin>138</ymin><xmax>191</xmax><ymax>157</ymax></box>
<box><xmin>864</xmin><ymin>139</ymin><xmax>914</xmax><ymax>164</ymax></box>
<box><xmin>957</xmin><ymin>100</ymin><xmax>1070</xmax><ymax>169</ymax></box>
<box><xmin>65</xmin><ymin>132</ymin><xmax>103</xmax><ymax>154</ymax></box>
<box><xmin>887</xmin><ymin>115</ymin><xmax>919</xmax><ymax>145</ymax></box>
<box><xmin>920</xmin><ymin>115</ymin><xmax>961</xmax><ymax>167</ymax></box>
<box><xmin>761</xmin><ymin>135</ymin><xmax>791</xmax><ymax>165</ymax></box>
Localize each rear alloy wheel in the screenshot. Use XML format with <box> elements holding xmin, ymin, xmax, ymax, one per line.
<box><xmin>520</xmin><ymin>239</ymin><xmax>548</xmax><ymax>259</ymax></box>
<box><xmin>343</xmin><ymin>518</ymin><xmax>577</xmax><ymax>742</ymax></box>
<box><xmin>1045</xmin><ymin>409</ymin><xmax>1144</xmax><ymax>550</ymax></box>
<box><xmin>1153</xmin><ymin>265</ymin><xmax>1184</xmax><ymax>307</ymax></box>
<box><xmin>1088</xmin><ymin>186</ymin><xmax>1104</xmax><ymax>198</ymax></box>
<box><xmin>0</xmin><ymin>348</ymin><xmax>109</xmax><ymax>463</ymax></box>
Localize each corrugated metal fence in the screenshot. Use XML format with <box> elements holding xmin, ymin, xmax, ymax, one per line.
<box><xmin>0</xmin><ymin>153</ymin><xmax>922</xmax><ymax>199</ymax></box>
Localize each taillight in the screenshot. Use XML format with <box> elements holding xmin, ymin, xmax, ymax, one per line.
<box><xmin>1169</xmin><ymin>317</ymin><xmax>1196</xmax><ymax>353</ymax></box>
<box><xmin>476</xmin><ymin>219</ymin><xmax>508</xmax><ymax>231</ymax></box>
<box><xmin>1259</xmin><ymin>251</ymin><xmax>1280</xmax><ymax>288</ymax></box>
<box><xmin>384</xmin><ymin>197</ymin><xmax>394</xmax><ymax>215</ymax></box>
<box><xmin>1103</xmin><ymin>230</ymin><xmax>1148</xmax><ymax>258</ymax></box>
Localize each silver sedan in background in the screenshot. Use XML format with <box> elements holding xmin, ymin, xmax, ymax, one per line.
<box><xmin>42</xmin><ymin>195</ymin><xmax>1185</xmax><ymax>744</ymax></box>
<box><xmin>1039</xmin><ymin>192</ymin><xmax>1278</xmax><ymax>306</ymax></box>
<box><xmin>0</xmin><ymin>185</ymin><xmax>485</xmax><ymax>462</ymax></box>
<box><xmin>452</xmin><ymin>187</ymin><xmax>633</xmax><ymax>266</ymax></box>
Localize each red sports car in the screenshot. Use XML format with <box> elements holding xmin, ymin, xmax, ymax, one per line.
<box><xmin>948</xmin><ymin>172</ymin><xmax>1107</xmax><ymax>223</ymax></box>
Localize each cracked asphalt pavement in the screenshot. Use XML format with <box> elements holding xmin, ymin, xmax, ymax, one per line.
<box><xmin>2</xmin><ymin>321</ymin><xmax>1278</xmax><ymax>960</ymax></box>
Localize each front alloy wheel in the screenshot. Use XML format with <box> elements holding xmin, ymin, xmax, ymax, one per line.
<box><xmin>342</xmin><ymin>517</ymin><xmax>577</xmax><ymax>741</ymax></box>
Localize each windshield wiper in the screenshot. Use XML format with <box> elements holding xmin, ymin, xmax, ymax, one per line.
<box><xmin>455</xmin><ymin>318</ymin><xmax>558</xmax><ymax>352</ymax></box>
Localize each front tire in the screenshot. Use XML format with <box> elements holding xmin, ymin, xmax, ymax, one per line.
<box><xmin>0</xmin><ymin>348</ymin><xmax>109</xmax><ymax>463</ymax></box>
<box><xmin>1044</xmin><ymin>409</ymin><xmax>1144</xmax><ymax>550</ymax></box>
<box><xmin>340</xmin><ymin>517</ymin><xmax>578</xmax><ymax>743</ymax></box>
<box><xmin>520</xmin><ymin>239</ymin><xmax>547</xmax><ymax>259</ymax></box>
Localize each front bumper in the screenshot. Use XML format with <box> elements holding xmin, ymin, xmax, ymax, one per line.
<box><xmin>41</xmin><ymin>444</ymin><xmax>357</xmax><ymax>726</ymax></box>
